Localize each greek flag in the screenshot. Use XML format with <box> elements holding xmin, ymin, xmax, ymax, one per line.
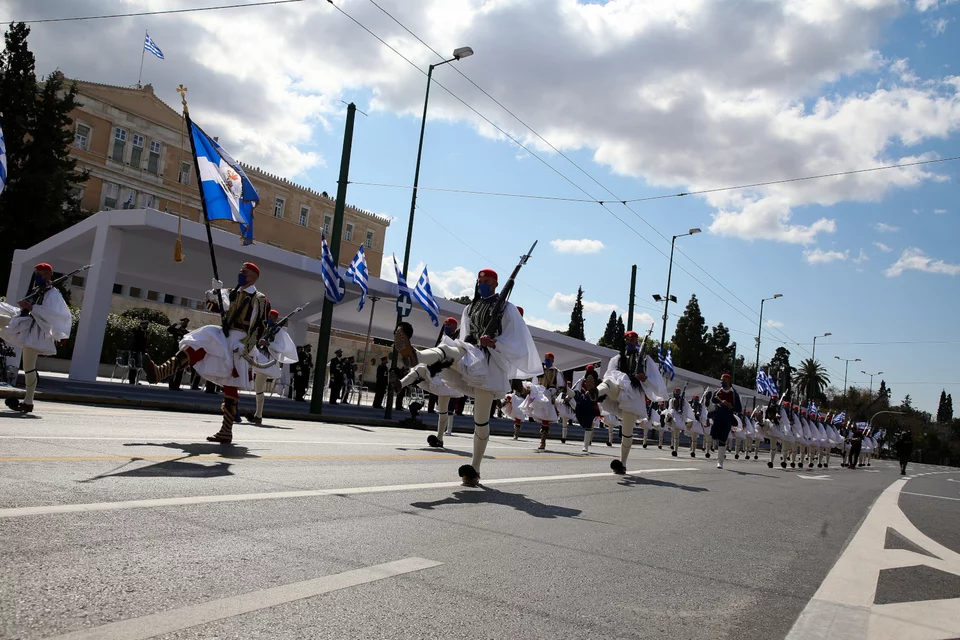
<box><xmin>321</xmin><ymin>233</ymin><xmax>345</xmax><ymax>303</ymax></box>
<box><xmin>393</xmin><ymin>254</ymin><xmax>412</xmax><ymax>298</ymax></box>
<box><xmin>663</xmin><ymin>348</ymin><xmax>676</xmax><ymax>381</ymax></box>
<box><xmin>144</xmin><ymin>32</ymin><xmax>164</xmax><ymax>60</ymax></box>
<box><xmin>756</xmin><ymin>369</ymin><xmax>768</xmax><ymax>394</ymax></box>
<box><xmin>345</xmin><ymin>246</ymin><xmax>369</xmax><ymax>312</ymax></box>
<box><xmin>767</xmin><ymin>372</ymin><xmax>779</xmax><ymax>397</ymax></box>
<box><xmin>413</xmin><ymin>266</ymin><xmax>441</xmax><ymax>327</ymax></box>
<box><xmin>188</xmin><ymin>118</ymin><xmax>258</xmax><ymax>245</ymax></box>
<box><xmin>809</xmin><ymin>401</ymin><xmax>818</xmax><ymax>415</ymax></box>
<box><xmin>832</xmin><ymin>411</ymin><xmax>845</xmax><ymax>425</ymax></box>
<box><xmin>0</xmin><ymin>120</ymin><xmax>6</xmax><ymax>196</ymax></box>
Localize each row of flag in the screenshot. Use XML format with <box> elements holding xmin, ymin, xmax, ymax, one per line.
<box><xmin>0</xmin><ymin>120</ymin><xmax>6</xmax><ymax>196</ymax></box>
<box><xmin>755</xmin><ymin>369</ymin><xmax>780</xmax><ymax>396</ymax></box>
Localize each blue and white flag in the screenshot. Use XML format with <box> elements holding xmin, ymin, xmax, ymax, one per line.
<box><xmin>393</xmin><ymin>254</ymin><xmax>412</xmax><ymax>299</ymax></box>
<box><xmin>662</xmin><ymin>348</ymin><xmax>676</xmax><ymax>381</ymax></box>
<box><xmin>188</xmin><ymin>118</ymin><xmax>258</xmax><ymax>245</ymax></box>
<box><xmin>832</xmin><ymin>411</ymin><xmax>846</xmax><ymax>425</ymax></box>
<box><xmin>413</xmin><ymin>266</ymin><xmax>441</xmax><ymax>327</ymax></box>
<box><xmin>345</xmin><ymin>246</ymin><xmax>369</xmax><ymax>312</ymax></box>
<box><xmin>809</xmin><ymin>401</ymin><xmax>818</xmax><ymax>415</ymax></box>
<box><xmin>144</xmin><ymin>32</ymin><xmax>164</xmax><ymax>60</ymax></box>
<box><xmin>766</xmin><ymin>372</ymin><xmax>779</xmax><ymax>397</ymax></box>
<box><xmin>756</xmin><ymin>369</ymin><xmax>768</xmax><ymax>394</ymax></box>
<box><xmin>0</xmin><ymin>120</ymin><xmax>7</xmax><ymax>196</ymax></box>
<box><xmin>321</xmin><ymin>233</ymin><xmax>345</xmax><ymax>303</ymax></box>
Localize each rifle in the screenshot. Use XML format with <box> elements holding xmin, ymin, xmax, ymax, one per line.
<box><xmin>626</xmin><ymin>323</ymin><xmax>655</xmax><ymax>389</ymax></box>
<box><xmin>20</xmin><ymin>260</ymin><xmax>105</xmax><ymax>304</ymax></box>
<box><xmin>258</xmin><ymin>302</ymin><xmax>309</xmax><ymax>354</ymax></box>
<box><xmin>478</xmin><ymin>239</ymin><xmax>537</xmax><ymax>342</ymax></box>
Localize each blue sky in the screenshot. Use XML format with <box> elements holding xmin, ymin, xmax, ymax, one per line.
<box><xmin>7</xmin><ymin>0</ymin><xmax>959</xmax><ymax>414</ymax></box>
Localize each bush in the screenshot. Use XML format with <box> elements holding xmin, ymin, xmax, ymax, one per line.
<box><xmin>54</xmin><ymin>308</ymin><xmax>178</xmax><ymax>364</ymax></box>
<box><xmin>121</xmin><ymin>307</ymin><xmax>171</xmax><ymax>326</ymax></box>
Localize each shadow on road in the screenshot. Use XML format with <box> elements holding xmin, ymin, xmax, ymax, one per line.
<box><xmin>410</xmin><ymin>485</ymin><xmax>583</xmax><ymax>519</ymax></box>
<box><xmin>0</xmin><ymin>413</ymin><xmax>40</xmax><ymax>420</ymax></box>
<box><xmin>617</xmin><ymin>474</ymin><xmax>709</xmax><ymax>493</ymax></box>
<box><xmin>76</xmin><ymin>442</ymin><xmax>260</xmax><ymax>483</ymax></box>
<box><xmin>395</xmin><ymin>446</ymin><xmax>473</xmax><ymax>458</ymax></box>
<box><xmin>123</xmin><ymin>442</ymin><xmax>261</xmax><ymax>459</ymax></box>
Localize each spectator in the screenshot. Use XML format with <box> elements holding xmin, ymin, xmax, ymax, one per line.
<box><xmin>373</xmin><ymin>356</ymin><xmax>389</xmax><ymax>408</ymax></box>
<box><xmin>292</xmin><ymin>346</ymin><xmax>309</xmax><ymax>401</ymax></box>
<box><xmin>848</xmin><ymin>428</ymin><xmax>863</xmax><ymax>470</ymax></box>
<box><xmin>128</xmin><ymin>320</ymin><xmax>149</xmax><ymax>384</ymax></box>
<box><xmin>342</xmin><ymin>357</ymin><xmax>357</xmax><ymax>403</ymax></box>
<box><xmin>328</xmin><ymin>348</ymin><xmax>344</xmax><ymax>405</ymax></box>
<box><xmin>897</xmin><ymin>430</ymin><xmax>914</xmax><ymax>476</ymax></box>
<box><xmin>166</xmin><ymin>318</ymin><xmax>190</xmax><ymax>390</ymax></box>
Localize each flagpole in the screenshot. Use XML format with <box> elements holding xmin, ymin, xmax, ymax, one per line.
<box><xmin>137</xmin><ymin>30</ymin><xmax>147</xmax><ymax>89</ymax></box>
<box><xmin>179</xmin><ymin>85</ymin><xmax>227</xmax><ymax>334</ymax></box>
<box><xmin>358</xmin><ymin>296</ymin><xmax>380</xmax><ymax>386</ymax></box>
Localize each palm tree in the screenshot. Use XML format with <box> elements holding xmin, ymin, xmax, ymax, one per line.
<box><xmin>793</xmin><ymin>358</ymin><xmax>831</xmax><ymax>403</ymax></box>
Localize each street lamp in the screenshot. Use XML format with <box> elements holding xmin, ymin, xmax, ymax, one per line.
<box><xmin>834</xmin><ymin>355</ymin><xmax>862</xmax><ymax>397</ymax></box>
<box><xmin>754</xmin><ymin>293</ymin><xmax>783</xmax><ymax>381</ymax></box>
<box><xmin>386</xmin><ymin>46</ymin><xmax>474</xmax><ymax>420</ymax></box>
<box><xmin>658</xmin><ymin>228</ymin><xmax>701</xmax><ymax>350</ymax></box>
<box><xmin>861</xmin><ymin>370</ymin><xmax>884</xmax><ymax>395</ymax></box>
<box><xmin>808</xmin><ymin>332</ymin><xmax>832</xmax><ymax>402</ymax></box>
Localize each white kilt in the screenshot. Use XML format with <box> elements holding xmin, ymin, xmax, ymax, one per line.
<box><xmin>250</xmin><ymin>328</ymin><xmax>298</xmax><ymax>380</ymax></box>
<box><xmin>180</xmin><ymin>326</ymin><xmax>254</xmax><ymax>390</ymax></box>
<box><xmin>503</xmin><ymin>392</ymin><xmax>525</xmax><ymax>420</ymax></box>
<box><xmin>519</xmin><ymin>383</ymin><xmax>558</xmax><ymax>422</ymax></box>
<box><xmin>0</xmin><ymin>289</ymin><xmax>72</xmax><ymax>356</ymax></box>
<box><xmin>555</xmin><ymin>393</ymin><xmax>576</xmax><ymax>420</ymax></box>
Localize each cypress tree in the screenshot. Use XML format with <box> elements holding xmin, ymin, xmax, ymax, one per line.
<box><xmin>565</xmin><ymin>286</ymin><xmax>586</xmax><ymax>341</ymax></box>
<box><xmin>671</xmin><ymin>294</ymin><xmax>707</xmax><ymax>371</ymax></box>
<box><xmin>597</xmin><ymin>310</ymin><xmax>618</xmax><ymax>348</ymax></box>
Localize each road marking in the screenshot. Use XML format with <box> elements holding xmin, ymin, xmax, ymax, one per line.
<box><xmin>47</xmin><ymin>557</ymin><xmax>442</xmax><ymax>640</ymax></box>
<box><xmin>0</xmin><ymin>453</ymin><xmax>586</xmax><ymax>462</ymax></box>
<box><xmin>797</xmin><ymin>474</ymin><xmax>831</xmax><ymax>480</ymax></box>
<box><xmin>786</xmin><ymin>477</ymin><xmax>960</xmax><ymax>640</ymax></box>
<box><xmin>0</xmin><ymin>467</ymin><xmax>698</xmax><ymax>519</ymax></box>
<box><xmin>901</xmin><ymin>491</ymin><xmax>960</xmax><ymax>502</ymax></box>
<box><xmin>0</xmin><ymin>435</ymin><xmax>555</xmax><ymax>450</ymax></box>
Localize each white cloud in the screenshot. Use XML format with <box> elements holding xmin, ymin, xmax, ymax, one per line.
<box><xmin>890</xmin><ymin>58</ymin><xmax>919</xmax><ymax>84</ymax></box>
<box><xmin>915</xmin><ymin>0</ymin><xmax>939</xmax><ymax>10</ymax></box>
<box><xmin>912</xmin><ymin>208</ymin><xmax>922</xmax><ymax>215</ymax></box>
<box><xmin>549</xmin><ymin>292</ymin><xmax>618</xmax><ymax>315</ymax></box>
<box><xmin>550</xmin><ymin>239</ymin><xmax>605</xmax><ymax>254</ymax></box>
<box><xmin>934</xmin><ymin>208</ymin><xmax>948</xmax><ymax>214</ymax></box>
<box><xmin>874</xmin><ymin>241</ymin><xmax>893</xmax><ymax>252</ymax></box>
<box><xmin>710</xmin><ymin>195</ymin><xmax>837</xmax><ymax>244</ymax></box>
<box><xmin>852</xmin><ymin>248</ymin><xmax>870</xmax><ymax>264</ymax></box>
<box><xmin>765</xmin><ymin>319</ymin><xmax>784</xmax><ymax>328</ymax></box>
<box><xmin>928</xmin><ymin>17</ymin><xmax>950</xmax><ymax>36</ymax></box>
<box><xmin>524</xmin><ymin>315</ymin><xmax>568</xmax><ymax>332</ymax></box>
<box><xmin>633</xmin><ymin>312</ymin><xmax>656</xmax><ymax>327</ymax></box>
<box><xmin>804</xmin><ymin>248</ymin><xmax>849</xmax><ymax>264</ymax></box>
<box><xmin>874</xmin><ymin>222</ymin><xmax>901</xmax><ymax>233</ymax></box>
<box><xmin>885</xmin><ymin>247</ymin><xmax>960</xmax><ymax>276</ymax></box>
<box><xmin>422</xmin><ymin>265</ymin><xmax>477</xmax><ymax>299</ymax></box>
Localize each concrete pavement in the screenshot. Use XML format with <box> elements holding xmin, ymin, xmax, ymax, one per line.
<box><xmin>0</xmin><ymin>403</ymin><xmax>957</xmax><ymax>640</ymax></box>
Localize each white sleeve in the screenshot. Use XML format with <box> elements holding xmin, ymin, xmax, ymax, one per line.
<box><xmin>32</xmin><ymin>288</ymin><xmax>73</xmax><ymax>340</ymax></box>
<box><xmin>498</xmin><ymin>303</ymin><xmax>542</xmax><ymax>379</ymax></box>
<box><xmin>269</xmin><ymin>328</ymin><xmax>300</xmax><ymax>364</ymax></box>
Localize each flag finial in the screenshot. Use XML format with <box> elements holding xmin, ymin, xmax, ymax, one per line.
<box><xmin>177</xmin><ymin>84</ymin><xmax>188</xmax><ymax>113</ymax></box>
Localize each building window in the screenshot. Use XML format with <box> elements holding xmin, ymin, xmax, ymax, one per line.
<box><xmin>274</xmin><ymin>197</ymin><xmax>285</xmax><ymax>219</ymax></box>
<box><xmin>178</xmin><ymin>162</ymin><xmax>191</xmax><ymax>186</ymax></box>
<box><xmin>128</xmin><ymin>287</ymin><xmax>143</xmax><ymax>299</ymax></box>
<box><xmin>299</xmin><ymin>205</ymin><xmax>309</xmax><ymax>227</ymax></box>
<box><xmin>69</xmin><ymin>186</ymin><xmax>84</xmax><ymax>203</ymax></box>
<box><xmin>137</xmin><ymin>193</ymin><xmax>156</xmax><ymax>209</ymax></box>
<box><xmin>111</xmin><ymin>127</ymin><xmax>127</xmax><ymax>162</ymax></box>
<box><xmin>164</xmin><ymin>294</ymin><xmax>176</xmax><ymax>304</ymax></box>
<box><xmin>180</xmin><ymin>297</ymin><xmax>192</xmax><ymax>307</ymax></box>
<box><xmin>146</xmin><ymin>291</ymin><xmax>159</xmax><ymax>302</ymax></box>
<box><xmin>147</xmin><ymin>141</ymin><xmax>161</xmax><ymax>174</ymax></box>
<box><xmin>70</xmin><ymin>275</ymin><xmax>85</xmax><ymax>287</ymax></box>
<box><xmin>130</xmin><ymin>134</ymin><xmax>145</xmax><ymax>168</ymax></box>
<box><xmin>74</xmin><ymin>124</ymin><xmax>90</xmax><ymax>150</ymax></box>
<box><xmin>323</xmin><ymin>215</ymin><xmax>332</xmax><ymax>235</ymax></box>
<box><xmin>112</xmin><ymin>283</ymin><xmax>123</xmax><ymax>295</ymax></box>
<box><xmin>344</xmin><ymin>223</ymin><xmax>354</xmax><ymax>242</ymax></box>
<box><xmin>103</xmin><ymin>183</ymin><xmax>119</xmax><ymax>209</ymax></box>
<box><xmin>365</xmin><ymin>230</ymin><xmax>374</xmax><ymax>249</ymax></box>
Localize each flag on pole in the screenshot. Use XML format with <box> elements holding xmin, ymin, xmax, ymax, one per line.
<box><xmin>188</xmin><ymin>118</ymin><xmax>258</xmax><ymax>245</ymax></box>
<box><xmin>756</xmin><ymin>369</ymin><xmax>768</xmax><ymax>394</ymax></box>
<box><xmin>321</xmin><ymin>233</ymin><xmax>345</xmax><ymax>303</ymax></box>
<box><xmin>0</xmin><ymin>120</ymin><xmax>7</xmax><ymax>196</ymax></box>
<box><xmin>832</xmin><ymin>411</ymin><xmax>846</xmax><ymax>425</ymax></box>
<box><xmin>766</xmin><ymin>371</ymin><xmax>779</xmax><ymax>397</ymax></box>
<box><xmin>345</xmin><ymin>246</ymin><xmax>369</xmax><ymax>311</ymax></box>
<box><xmin>144</xmin><ymin>32</ymin><xmax>165</xmax><ymax>60</ymax></box>
<box><xmin>662</xmin><ymin>348</ymin><xmax>676</xmax><ymax>381</ymax></box>
<box><xmin>413</xmin><ymin>266</ymin><xmax>441</xmax><ymax>326</ymax></box>
<box><xmin>393</xmin><ymin>254</ymin><xmax>412</xmax><ymax>299</ymax></box>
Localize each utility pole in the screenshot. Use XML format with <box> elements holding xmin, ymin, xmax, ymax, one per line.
<box><xmin>627</xmin><ymin>264</ymin><xmax>637</xmax><ymax>332</ymax></box>
<box><xmin>310</xmin><ymin>103</ymin><xmax>356</xmax><ymax>415</ymax></box>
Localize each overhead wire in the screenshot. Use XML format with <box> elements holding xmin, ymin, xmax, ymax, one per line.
<box><xmin>16</xmin><ymin>0</ymin><xmax>310</xmax><ymax>23</ymax></box>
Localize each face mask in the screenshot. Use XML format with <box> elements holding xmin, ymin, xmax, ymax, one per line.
<box><xmin>443</xmin><ymin>325</ymin><xmax>454</xmax><ymax>336</ymax></box>
<box><xmin>674</xmin><ymin>393</ymin><xmax>681</xmax><ymax>400</ymax></box>
<box><xmin>267</xmin><ymin>318</ymin><xmax>276</xmax><ymax>327</ymax></box>
<box><xmin>477</xmin><ymin>282</ymin><xmax>495</xmax><ymax>298</ymax></box>
<box><xmin>33</xmin><ymin>274</ymin><xmax>46</xmax><ymax>287</ymax></box>
<box><xmin>625</xmin><ymin>342</ymin><xmax>638</xmax><ymax>353</ymax></box>
<box><xmin>544</xmin><ymin>359</ymin><xmax>553</xmax><ymax>368</ymax></box>
<box><xmin>237</xmin><ymin>272</ymin><xmax>248</xmax><ymax>287</ymax></box>
<box><xmin>722</xmin><ymin>381</ymin><xmax>730</xmax><ymax>388</ymax></box>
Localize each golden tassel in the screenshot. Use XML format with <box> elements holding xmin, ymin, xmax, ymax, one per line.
<box><xmin>173</xmin><ymin>83</ymin><xmax>188</xmax><ymax>263</ymax></box>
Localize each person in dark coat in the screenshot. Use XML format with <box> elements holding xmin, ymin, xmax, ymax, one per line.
<box><xmin>896</xmin><ymin>430</ymin><xmax>914</xmax><ymax>475</ymax></box>
<box><xmin>128</xmin><ymin>320</ymin><xmax>149</xmax><ymax>384</ymax></box>
<box><xmin>328</xmin><ymin>348</ymin><xmax>344</xmax><ymax>405</ymax></box>
<box><xmin>848</xmin><ymin>428</ymin><xmax>863</xmax><ymax>470</ymax></box>
<box><xmin>710</xmin><ymin>373</ymin><xmax>742</xmax><ymax>469</ymax></box>
<box><xmin>166</xmin><ymin>318</ymin><xmax>190</xmax><ymax>390</ymax></box>
<box><xmin>292</xmin><ymin>346</ymin><xmax>310</xmax><ymax>401</ymax></box>
<box><xmin>373</xmin><ymin>356</ymin><xmax>389</xmax><ymax>408</ymax></box>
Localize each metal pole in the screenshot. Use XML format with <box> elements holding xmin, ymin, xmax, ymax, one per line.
<box><xmin>755</xmin><ymin>298</ymin><xmax>765</xmax><ymax>373</ymax></box>
<box><xmin>310</xmin><ymin>103</ymin><xmax>356</xmax><ymax>415</ymax></box>
<box><xmin>843</xmin><ymin>360</ymin><xmax>849</xmax><ymax>398</ymax></box>
<box><xmin>627</xmin><ymin>264</ymin><xmax>637</xmax><ymax>332</ymax></box>
<box><xmin>358</xmin><ymin>296</ymin><xmax>380</xmax><ymax>385</ymax></box>
<box><xmin>731</xmin><ymin>341</ymin><xmax>737</xmax><ymax>385</ymax></box>
<box><xmin>660</xmin><ymin>236</ymin><xmax>677</xmax><ymax>349</ymax></box>
<box><xmin>137</xmin><ymin>30</ymin><xmax>146</xmax><ymax>89</ymax></box>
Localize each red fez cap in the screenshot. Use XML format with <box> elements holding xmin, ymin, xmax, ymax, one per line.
<box><xmin>516</xmin><ymin>306</ymin><xmax>524</xmax><ymax>317</ymax></box>
<box><xmin>792</xmin><ymin>404</ymin><xmax>799</xmax><ymax>410</ymax></box>
<box><xmin>693</xmin><ymin>394</ymin><xmax>700</xmax><ymax>399</ymax></box>
<box><xmin>624</xmin><ymin>330</ymin><xmax>639</xmax><ymax>339</ymax></box>
<box><xmin>268</xmin><ymin>309</ymin><xmax>279</xmax><ymax>319</ymax></box>
<box><xmin>674</xmin><ymin>387</ymin><xmax>681</xmax><ymax>393</ymax></box>
<box><xmin>242</xmin><ymin>262</ymin><xmax>260</xmax><ymax>275</ymax></box>
<box><xmin>444</xmin><ymin>317</ymin><xmax>458</xmax><ymax>325</ymax></box>
<box><xmin>721</xmin><ymin>373</ymin><xmax>732</xmax><ymax>380</ymax></box>
<box><xmin>35</xmin><ymin>263</ymin><xmax>53</xmax><ymax>272</ymax></box>
<box><xmin>477</xmin><ymin>268</ymin><xmax>498</xmax><ymax>280</ymax></box>
<box><xmin>585</xmin><ymin>364</ymin><xmax>595</xmax><ymax>371</ymax></box>
<box><xmin>545</xmin><ymin>352</ymin><xmax>554</xmax><ymax>359</ymax></box>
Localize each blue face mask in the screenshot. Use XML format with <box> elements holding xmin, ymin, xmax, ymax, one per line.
<box><xmin>625</xmin><ymin>342</ymin><xmax>638</xmax><ymax>353</ymax></box>
<box><xmin>544</xmin><ymin>359</ymin><xmax>553</xmax><ymax>368</ymax></box>
<box><xmin>267</xmin><ymin>318</ymin><xmax>276</xmax><ymax>327</ymax></box>
<box><xmin>477</xmin><ymin>282</ymin><xmax>495</xmax><ymax>298</ymax></box>
<box><xmin>33</xmin><ymin>274</ymin><xmax>46</xmax><ymax>287</ymax></box>
<box><xmin>443</xmin><ymin>325</ymin><xmax>454</xmax><ymax>336</ymax></box>
<box><xmin>722</xmin><ymin>381</ymin><xmax>731</xmax><ymax>389</ymax></box>
<box><xmin>237</xmin><ymin>272</ymin><xmax>248</xmax><ymax>287</ymax></box>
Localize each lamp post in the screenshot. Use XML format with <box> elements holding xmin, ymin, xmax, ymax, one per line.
<box><xmin>808</xmin><ymin>332</ymin><xmax>832</xmax><ymax>402</ymax></box>
<box><xmin>861</xmin><ymin>370</ymin><xmax>883</xmax><ymax>395</ymax></box>
<box><xmin>657</xmin><ymin>228</ymin><xmax>701</xmax><ymax>349</ymax></box>
<box><xmin>754</xmin><ymin>294</ymin><xmax>783</xmax><ymax>374</ymax></box>
<box><xmin>731</xmin><ymin>341</ymin><xmax>737</xmax><ymax>385</ymax></box>
<box><xmin>834</xmin><ymin>355</ymin><xmax>861</xmax><ymax>398</ymax></box>
<box><xmin>385</xmin><ymin>46</ymin><xmax>473</xmax><ymax>420</ymax></box>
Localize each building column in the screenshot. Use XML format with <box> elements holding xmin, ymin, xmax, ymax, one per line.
<box><xmin>69</xmin><ymin>225</ymin><xmax>123</xmax><ymax>381</ymax></box>
<box><xmin>5</xmin><ymin>253</ymin><xmax>30</xmax><ymax>303</ymax></box>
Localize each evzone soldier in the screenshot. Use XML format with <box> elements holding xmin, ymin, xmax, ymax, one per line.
<box><xmin>392</xmin><ymin>266</ymin><xmax>542</xmax><ymax>486</ymax></box>
<box><xmin>1</xmin><ymin>263</ymin><xmax>73</xmax><ymax>414</ymax></box>
<box><xmin>505</xmin><ymin>380</ymin><xmax>529</xmax><ymax>440</ymax></box>
<box><xmin>710</xmin><ymin>373</ymin><xmax>742</xmax><ymax>469</ymax></box>
<box><xmin>666</xmin><ymin>387</ymin><xmax>686</xmax><ymax>458</ymax></box>
<box><xmin>555</xmin><ymin>379</ymin><xmax>576</xmax><ymax>443</ymax></box>
<box><xmin>410</xmin><ymin>317</ymin><xmax>465</xmax><ymax>449</ymax></box>
<box><xmin>520</xmin><ymin>351</ymin><xmax>564</xmax><ymax>450</ymax></box>
<box><xmin>560</xmin><ymin>366</ymin><xmax>602</xmax><ymax>453</ymax></box>
<box><xmin>689</xmin><ymin>394</ymin><xmax>705</xmax><ymax>457</ymax></box>
<box><xmin>145</xmin><ymin>262</ymin><xmax>271</xmax><ymax>443</ymax></box>
<box><xmin>244</xmin><ymin>309</ymin><xmax>298</xmax><ymax>426</ymax></box>
<box><xmin>593</xmin><ymin>327</ymin><xmax>667</xmax><ymax>475</ymax></box>
<box><xmin>641</xmin><ymin>398</ymin><xmax>664</xmax><ymax>450</ymax></box>
<box><xmin>759</xmin><ymin>397</ymin><xmax>783</xmax><ymax>468</ymax></box>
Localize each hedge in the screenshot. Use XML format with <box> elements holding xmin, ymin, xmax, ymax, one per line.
<box><xmin>56</xmin><ymin>307</ymin><xmax>180</xmax><ymax>365</ymax></box>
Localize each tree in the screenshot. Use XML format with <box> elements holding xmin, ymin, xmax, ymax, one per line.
<box><xmin>703</xmin><ymin>322</ymin><xmax>733</xmax><ymax>378</ymax></box>
<box><xmin>614</xmin><ymin>315</ymin><xmax>626</xmax><ymax>352</ymax></box>
<box><xmin>938</xmin><ymin>390</ymin><xmax>949</xmax><ymax>424</ymax></box>
<box><xmin>902</xmin><ymin>394</ymin><xmax>913</xmax><ymax>410</ymax></box>
<box><xmin>0</xmin><ymin>23</ymin><xmax>88</xmax><ymax>288</ymax></box>
<box><xmin>792</xmin><ymin>358</ymin><xmax>831</xmax><ymax>403</ymax></box>
<box><xmin>565</xmin><ymin>286</ymin><xmax>586</xmax><ymax>341</ymax></box>
<box><xmin>768</xmin><ymin>346</ymin><xmax>794</xmax><ymax>396</ymax></box>
<box><xmin>947</xmin><ymin>394</ymin><xmax>954</xmax><ymax>423</ymax></box>
<box><xmin>597</xmin><ymin>311</ymin><xmax>618</xmax><ymax>348</ymax></box>
<box><xmin>449</xmin><ymin>295</ymin><xmax>471</xmax><ymax>305</ymax></box>
<box><xmin>671</xmin><ymin>294</ymin><xmax>707</xmax><ymax>371</ymax></box>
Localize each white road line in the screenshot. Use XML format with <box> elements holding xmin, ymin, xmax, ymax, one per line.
<box><xmin>0</xmin><ymin>435</ymin><xmax>526</xmax><ymax>450</ymax></box>
<box><xmin>47</xmin><ymin>557</ymin><xmax>442</xmax><ymax>640</ymax></box>
<box><xmin>901</xmin><ymin>491</ymin><xmax>960</xmax><ymax>502</ymax></box>
<box><xmin>0</xmin><ymin>467</ymin><xmax>698</xmax><ymax>519</ymax></box>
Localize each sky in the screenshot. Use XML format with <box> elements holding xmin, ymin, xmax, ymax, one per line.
<box><xmin>2</xmin><ymin>0</ymin><xmax>958</xmax><ymax>415</ymax></box>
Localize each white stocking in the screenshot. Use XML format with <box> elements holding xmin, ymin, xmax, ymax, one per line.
<box><xmin>620</xmin><ymin>411</ymin><xmax>638</xmax><ymax>465</ymax></box>
<box><xmin>22</xmin><ymin>348</ymin><xmax>39</xmax><ymax>405</ymax></box>
<box><xmin>471</xmin><ymin>389</ymin><xmax>494</xmax><ymax>472</ymax></box>
<box><xmin>254</xmin><ymin>373</ymin><xmax>267</xmax><ymax>418</ymax></box>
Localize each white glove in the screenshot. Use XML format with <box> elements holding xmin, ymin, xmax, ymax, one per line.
<box><xmin>212</xmin><ymin>278</ymin><xmax>223</xmax><ymax>290</ymax></box>
<box><xmin>205</xmin><ymin>289</ymin><xmax>221</xmax><ymax>303</ymax></box>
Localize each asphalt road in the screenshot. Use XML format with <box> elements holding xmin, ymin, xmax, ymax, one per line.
<box><xmin>1</xmin><ymin>404</ymin><xmax>958</xmax><ymax>640</ymax></box>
